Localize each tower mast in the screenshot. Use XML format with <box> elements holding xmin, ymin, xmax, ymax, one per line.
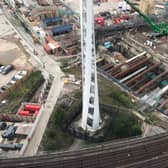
<box><xmin>80</xmin><ymin>0</ymin><xmax>100</xmax><ymax>131</ymax></box>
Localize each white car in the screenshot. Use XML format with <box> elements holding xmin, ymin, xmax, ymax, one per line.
<box><xmin>0</xmin><ymin>66</ymin><xmax>5</xmax><ymax>73</ymax></box>
<box><xmin>13</xmin><ymin>74</ymin><xmax>23</xmax><ymax>81</ymax></box>
<box><xmin>17</xmin><ymin>70</ymin><xmax>27</xmax><ymax>76</ymax></box>
<box><xmin>9</xmin><ymin>80</ymin><xmax>16</xmax><ymax>85</ymax></box>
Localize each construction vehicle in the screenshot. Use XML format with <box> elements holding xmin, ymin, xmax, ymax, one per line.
<box><xmin>125</xmin><ymin>0</ymin><xmax>168</xmax><ymax>36</ymax></box>
<box><xmin>2</xmin><ymin>125</ymin><xmax>17</xmax><ymax>140</ymax></box>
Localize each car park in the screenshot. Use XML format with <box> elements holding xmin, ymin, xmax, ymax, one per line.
<box><xmin>2</xmin><ymin>125</ymin><xmax>17</xmax><ymax>140</ymax></box>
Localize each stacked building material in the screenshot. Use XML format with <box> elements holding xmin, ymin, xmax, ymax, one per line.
<box><xmin>43</xmin><ymin>35</ymin><xmax>61</xmax><ymax>55</ymax></box>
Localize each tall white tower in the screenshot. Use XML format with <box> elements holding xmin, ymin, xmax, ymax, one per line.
<box><xmin>80</xmin><ymin>0</ymin><xmax>100</xmax><ymax>131</ymax></box>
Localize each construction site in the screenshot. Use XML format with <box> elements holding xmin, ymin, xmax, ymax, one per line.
<box><xmin>1</xmin><ymin>0</ymin><xmax>168</xmax><ymax>167</ymax></box>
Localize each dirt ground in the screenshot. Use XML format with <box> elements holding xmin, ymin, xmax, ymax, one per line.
<box><xmin>0</xmin><ymin>14</ymin><xmax>32</xmax><ymax>87</ymax></box>
<box><xmin>64</xmin><ymin>0</ymin><xmax>119</xmax><ymax>14</ymax></box>
<box><xmin>0</xmin><ymin>36</ymin><xmax>32</xmax><ymax>87</ymax></box>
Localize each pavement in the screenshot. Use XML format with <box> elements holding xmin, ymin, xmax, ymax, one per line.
<box><xmin>22</xmin><ymin>73</ymin><xmax>64</xmax><ymax>156</ymax></box>
<box><xmin>142</xmin><ymin>122</ymin><xmax>165</xmax><ymax>137</ymax></box>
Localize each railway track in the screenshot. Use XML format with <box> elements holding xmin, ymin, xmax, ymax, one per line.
<box><xmin>0</xmin><ymin>132</ymin><xmax>168</xmax><ymax>167</ymax></box>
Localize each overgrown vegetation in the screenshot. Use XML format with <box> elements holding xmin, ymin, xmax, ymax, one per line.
<box><xmin>104</xmin><ymin>114</ymin><xmax>141</xmax><ymax>140</ymax></box>
<box><xmin>41</xmin><ymin>66</ymin><xmax>141</xmax><ymax>151</ymax></box>
<box><xmin>42</xmin><ymin>91</ymin><xmax>82</xmax><ymax>151</ymax></box>
<box><xmin>99</xmin><ymin>76</ymin><xmax>134</xmax><ymax>108</ymax></box>
<box><xmin>42</xmin><ymin>104</ymin><xmax>74</xmax><ymax>151</ymax></box>
<box><xmin>0</xmin><ymin>71</ymin><xmax>44</xmax><ymax>114</ymax></box>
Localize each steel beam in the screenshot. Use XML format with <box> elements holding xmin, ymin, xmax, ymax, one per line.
<box><xmin>101</xmin><ymin>64</ymin><xmax>113</xmax><ymax>71</ymax></box>
<box><xmin>125</xmin><ymin>63</ymin><xmax>161</xmax><ymax>86</ymax></box>
<box><xmin>158</xmin><ymin>99</ymin><xmax>168</xmax><ymax>110</ymax></box>
<box><xmin>114</xmin><ymin>57</ymin><xmax>150</xmax><ymax>79</ymax></box>
<box><xmin>106</xmin><ymin>62</ymin><xmax>125</xmax><ymax>74</ymax></box>
<box><xmin>136</xmin><ymin>71</ymin><xmax>168</xmax><ymax>94</ymax></box>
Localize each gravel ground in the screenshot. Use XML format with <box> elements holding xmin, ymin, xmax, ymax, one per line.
<box><xmin>63</xmin><ymin>0</ymin><xmax>119</xmax><ymax>14</ymax></box>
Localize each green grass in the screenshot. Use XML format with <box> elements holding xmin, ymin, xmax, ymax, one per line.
<box><xmin>63</xmin><ymin>65</ymin><xmax>134</xmax><ymax>109</ymax></box>
<box><xmin>42</xmin><ymin>127</ymin><xmax>74</xmax><ymax>151</ymax></box>
<box><xmin>98</xmin><ymin>76</ymin><xmax>134</xmax><ymax>109</ymax></box>
<box><xmin>104</xmin><ymin>113</ymin><xmax>141</xmax><ymax>140</ymax></box>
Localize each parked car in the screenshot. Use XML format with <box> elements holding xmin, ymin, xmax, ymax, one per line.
<box><xmin>2</xmin><ymin>125</ymin><xmax>17</xmax><ymax>140</ymax></box>
<box><xmin>99</xmin><ymin>11</ymin><xmax>111</xmax><ymax>19</ymax></box>
<box><xmin>1</xmin><ymin>85</ymin><xmax>9</xmax><ymax>91</ymax></box>
<box><xmin>12</xmin><ymin>74</ymin><xmax>23</xmax><ymax>81</ymax></box>
<box><xmin>0</xmin><ymin>66</ymin><xmax>5</xmax><ymax>73</ymax></box>
<box><xmin>17</xmin><ymin>70</ymin><xmax>27</xmax><ymax>76</ymax></box>
<box><xmin>6</xmin><ymin>82</ymin><xmax>13</xmax><ymax>87</ymax></box>
<box><xmin>9</xmin><ymin>80</ymin><xmax>16</xmax><ymax>85</ymax></box>
<box><xmin>0</xmin><ymin>122</ymin><xmax>7</xmax><ymax>130</ymax></box>
<box><xmin>1</xmin><ymin>65</ymin><xmax>14</xmax><ymax>75</ymax></box>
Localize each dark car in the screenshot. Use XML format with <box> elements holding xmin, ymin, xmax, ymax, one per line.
<box><xmin>2</xmin><ymin>125</ymin><xmax>17</xmax><ymax>140</ymax></box>
<box><xmin>1</xmin><ymin>85</ymin><xmax>10</xmax><ymax>91</ymax></box>
<box><xmin>99</xmin><ymin>11</ymin><xmax>111</xmax><ymax>19</ymax></box>
<box><xmin>0</xmin><ymin>122</ymin><xmax>7</xmax><ymax>130</ymax></box>
<box><xmin>1</xmin><ymin>65</ymin><xmax>14</xmax><ymax>75</ymax></box>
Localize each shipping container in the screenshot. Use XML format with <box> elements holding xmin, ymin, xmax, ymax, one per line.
<box><xmin>17</xmin><ymin>110</ymin><xmax>30</xmax><ymax>116</ymax></box>
<box><xmin>44</xmin><ymin>36</ymin><xmax>61</xmax><ymax>54</ymax></box>
<box><xmin>24</xmin><ymin>104</ymin><xmax>41</xmax><ymax>112</ymax></box>
<box><xmin>0</xmin><ymin>143</ymin><xmax>23</xmax><ymax>150</ymax></box>
<box><xmin>33</xmin><ymin>110</ymin><xmax>39</xmax><ymax>117</ymax></box>
<box><xmin>48</xmin><ymin>42</ymin><xmax>56</xmax><ymax>50</ymax></box>
<box><xmin>95</xmin><ymin>17</ymin><xmax>105</xmax><ymax>26</ymax></box>
<box><xmin>50</xmin><ymin>40</ymin><xmax>60</xmax><ymax>49</ymax></box>
<box><xmin>45</xmin><ymin>35</ymin><xmax>53</xmax><ymax>43</ymax></box>
<box><xmin>43</xmin><ymin>17</ymin><xmax>62</xmax><ymax>26</ymax></box>
<box><xmin>48</xmin><ymin>42</ymin><xmax>56</xmax><ymax>54</ymax></box>
<box><xmin>43</xmin><ymin>43</ymin><xmax>52</xmax><ymax>54</ymax></box>
<box><xmin>52</xmin><ymin>25</ymin><xmax>72</xmax><ymax>36</ymax></box>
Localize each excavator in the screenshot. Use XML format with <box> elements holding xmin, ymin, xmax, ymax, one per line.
<box><xmin>125</xmin><ymin>0</ymin><xmax>168</xmax><ymax>36</ymax></box>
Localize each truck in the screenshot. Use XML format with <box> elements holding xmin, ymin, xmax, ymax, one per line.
<box><xmin>2</xmin><ymin>125</ymin><xmax>17</xmax><ymax>140</ymax></box>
